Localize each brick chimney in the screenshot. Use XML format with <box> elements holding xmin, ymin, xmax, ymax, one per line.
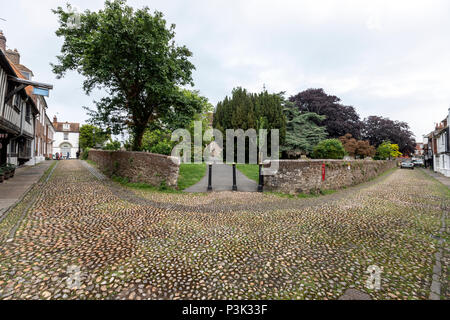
<box><xmin>0</xmin><ymin>31</ymin><xmax>6</xmax><ymax>52</ymax></box>
<box><xmin>53</xmin><ymin>115</ymin><xmax>57</xmax><ymax>124</ymax></box>
<box><xmin>6</xmin><ymin>48</ymin><xmax>20</xmax><ymax>65</ymax></box>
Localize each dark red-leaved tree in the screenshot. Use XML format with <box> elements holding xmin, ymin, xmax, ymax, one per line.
<box><xmin>289</xmin><ymin>88</ymin><xmax>363</xmax><ymax>139</ymax></box>
<box><xmin>362</xmin><ymin>116</ymin><xmax>415</xmax><ymax>155</ymax></box>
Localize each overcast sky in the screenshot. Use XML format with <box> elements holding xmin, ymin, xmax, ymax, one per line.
<box><xmin>1</xmin><ymin>0</ymin><xmax>450</xmax><ymax>140</ymax></box>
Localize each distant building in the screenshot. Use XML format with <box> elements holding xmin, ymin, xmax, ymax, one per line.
<box><xmin>414</xmin><ymin>143</ymin><xmax>424</xmax><ymax>157</ymax></box>
<box><xmin>52</xmin><ymin>116</ymin><xmax>80</xmax><ymax>159</ymax></box>
<box><xmin>433</xmin><ymin>109</ymin><xmax>450</xmax><ymax>176</ymax></box>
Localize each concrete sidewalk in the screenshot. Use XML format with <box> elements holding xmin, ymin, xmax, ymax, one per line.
<box><xmin>184</xmin><ymin>163</ymin><xmax>258</xmax><ymax>192</ymax></box>
<box><xmin>420</xmin><ymin>168</ymin><xmax>450</xmax><ymax>188</ymax></box>
<box><xmin>0</xmin><ymin>160</ymin><xmax>54</xmax><ymax>216</ymax></box>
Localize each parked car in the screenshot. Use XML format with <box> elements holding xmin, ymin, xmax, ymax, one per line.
<box><xmin>413</xmin><ymin>159</ymin><xmax>424</xmax><ymax>167</ymax></box>
<box><xmin>400</xmin><ymin>160</ymin><xmax>414</xmax><ymax>170</ymax></box>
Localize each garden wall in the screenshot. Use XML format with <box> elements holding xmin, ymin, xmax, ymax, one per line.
<box><xmin>263</xmin><ymin>159</ymin><xmax>396</xmax><ymax>194</ymax></box>
<box><xmin>88</xmin><ymin>150</ymin><xmax>180</xmax><ymax>188</ymax></box>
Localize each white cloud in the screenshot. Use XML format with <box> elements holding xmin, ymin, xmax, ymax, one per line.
<box><xmin>1</xmin><ymin>0</ymin><xmax>449</xmax><ymax>139</ymax></box>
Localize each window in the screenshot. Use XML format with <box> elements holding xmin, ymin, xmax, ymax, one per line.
<box><xmin>13</xmin><ymin>94</ymin><xmax>21</xmax><ymax>111</ymax></box>
<box><xmin>64</xmin><ymin>133</ymin><xmax>69</xmax><ymax>140</ymax></box>
<box><xmin>25</xmin><ymin>105</ymin><xmax>31</xmax><ymax>123</ymax></box>
<box><xmin>63</xmin><ymin>123</ymin><xmax>70</xmax><ymax>131</ymax></box>
<box><xmin>21</xmin><ymin>71</ymin><xmax>31</xmax><ymax>80</ymax></box>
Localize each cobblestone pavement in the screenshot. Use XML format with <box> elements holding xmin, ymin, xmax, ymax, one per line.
<box><xmin>0</xmin><ymin>160</ymin><xmax>448</xmax><ymax>300</ymax></box>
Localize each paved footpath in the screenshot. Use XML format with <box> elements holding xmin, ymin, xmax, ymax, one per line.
<box><xmin>0</xmin><ymin>161</ymin><xmax>448</xmax><ymax>300</ymax></box>
<box><xmin>420</xmin><ymin>168</ymin><xmax>450</xmax><ymax>188</ymax></box>
<box><xmin>184</xmin><ymin>163</ymin><xmax>257</xmax><ymax>192</ymax></box>
<box><xmin>0</xmin><ymin>160</ymin><xmax>54</xmax><ymax>217</ymax></box>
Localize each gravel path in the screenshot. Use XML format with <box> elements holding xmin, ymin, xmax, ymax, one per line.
<box><xmin>0</xmin><ymin>160</ymin><xmax>448</xmax><ymax>300</ymax></box>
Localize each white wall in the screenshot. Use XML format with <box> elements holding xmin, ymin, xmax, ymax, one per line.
<box><xmin>53</xmin><ymin>131</ymin><xmax>79</xmax><ymax>159</ymax></box>
<box><xmin>434</xmin><ymin>154</ymin><xmax>450</xmax><ymax>177</ymax></box>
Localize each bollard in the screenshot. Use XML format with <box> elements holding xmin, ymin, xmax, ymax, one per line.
<box><xmin>207</xmin><ymin>164</ymin><xmax>213</xmax><ymax>192</ymax></box>
<box><xmin>258</xmin><ymin>163</ymin><xmax>264</xmax><ymax>192</ymax></box>
<box><xmin>232</xmin><ymin>163</ymin><xmax>238</xmax><ymax>191</ymax></box>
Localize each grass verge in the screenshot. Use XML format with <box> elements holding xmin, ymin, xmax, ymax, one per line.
<box><xmin>236</xmin><ymin>164</ymin><xmax>259</xmax><ymax>182</ymax></box>
<box><xmin>178</xmin><ymin>163</ymin><xmax>207</xmax><ymax>190</ymax></box>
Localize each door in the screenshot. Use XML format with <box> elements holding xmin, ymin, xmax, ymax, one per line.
<box><xmin>60</xmin><ymin>143</ymin><xmax>72</xmax><ymax>159</ymax></box>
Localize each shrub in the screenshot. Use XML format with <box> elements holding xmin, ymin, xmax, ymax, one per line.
<box><xmin>102</xmin><ymin>140</ymin><xmax>121</xmax><ymax>151</ymax></box>
<box><xmin>374</xmin><ymin>141</ymin><xmax>402</xmax><ymax>160</ymax></box>
<box><xmin>312</xmin><ymin>139</ymin><xmax>346</xmax><ymax>159</ymax></box>
<box><xmin>81</xmin><ymin>148</ymin><xmax>90</xmax><ymax>160</ymax></box>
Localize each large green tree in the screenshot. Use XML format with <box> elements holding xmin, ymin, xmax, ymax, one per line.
<box><xmin>281</xmin><ymin>103</ymin><xmax>327</xmax><ymax>158</ymax></box>
<box><xmin>52</xmin><ymin>0</ymin><xmax>201</xmax><ymax>150</ymax></box>
<box><xmin>141</xmin><ymin>90</ymin><xmax>213</xmax><ymax>156</ymax></box>
<box><xmin>213</xmin><ymin>88</ymin><xmax>286</xmax><ymax>162</ymax></box>
<box><xmin>213</xmin><ymin>87</ymin><xmax>286</xmax><ymax>138</ymax></box>
<box><xmin>79</xmin><ymin>124</ymin><xmax>110</xmax><ymax>151</ymax></box>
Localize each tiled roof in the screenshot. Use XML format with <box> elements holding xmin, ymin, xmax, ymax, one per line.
<box><xmin>4</xmin><ymin>55</ymin><xmax>38</xmax><ymax>113</ymax></box>
<box><xmin>53</xmin><ymin>122</ymin><xmax>80</xmax><ymax>133</ymax></box>
<box><xmin>6</xmin><ymin>56</ymin><xmax>33</xmax><ymax>96</ymax></box>
<box><xmin>16</xmin><ymin>63</ymin><xmax>33</xmax><ymax>76</ymax></box>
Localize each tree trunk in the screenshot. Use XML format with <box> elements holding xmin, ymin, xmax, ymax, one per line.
<box><xmin>132</xmin><ymin>125</ymin><xmax>146</xmax><ymax>151</ymax></box>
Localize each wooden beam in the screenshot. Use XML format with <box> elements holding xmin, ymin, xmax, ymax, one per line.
<box><xmin>7</xmin><ymin>75</ymin><xmax>53</xmax><ymax>89</ymax></box>
<box><xmin>4</xmin><ymin>84</ymin><xmax>27</xmax><ymax>104</ymax></box>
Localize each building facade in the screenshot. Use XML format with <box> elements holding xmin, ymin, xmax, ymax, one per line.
<box><xmin>44</xmin><ymin>114</ymin><xmax>55</xmax><ymax>159</ymax></box>
<box><xmin>0</xmin><ymin>36</ymin><xmax>38</xmax><ymax>166</ymax></box>
<box><xmin>433</xmin><ymin>109</ymin><xmax>450</xmax><ymax>177</ymax></box>
<box><xmin>52</xmin><ymin>116</ymin><xmax>80</xmax><ymax>159</ymax></box>
<box><xmin>0</xmin><ymin>31</ymin><xmax>53</xmax><ymax>166</ymax></box>
<box><xmin>414</xmin><ymin>143</ymin><xmax>424</xmax><ymax>157</ymax></box>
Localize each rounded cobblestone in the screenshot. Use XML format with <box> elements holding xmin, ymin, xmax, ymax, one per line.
<box><xmin>0</xmin><ymin>161</ymin><xmax>447</xmax><ymax>300</ymax></box>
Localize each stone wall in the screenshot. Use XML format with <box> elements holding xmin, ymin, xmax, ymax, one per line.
<box><xmin>88</xmin><ymin>150</ymin><xmax>180</xmax><ymax>188</ymax></box>
<box><xmin>263</xmin><ymin>159</ymin><xmax>396</xmax><ymax>194</ymax></box>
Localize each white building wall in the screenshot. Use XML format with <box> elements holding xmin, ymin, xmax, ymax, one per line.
<box><xmin>435</xmin><ymin>154</ymin><xmax>450</xmax><ymax>177</ymax></box>
<box><xmin>434</xmin><ymin>128</ymin><xmax>450</xmax><ymax>176</ymax></box>
<box><xmin>53</xmin><ymin>131</ymin><xmax>79</xmax><ymax>159</ymax></box>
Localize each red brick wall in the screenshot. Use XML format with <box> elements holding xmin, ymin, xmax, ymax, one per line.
<box><xmin>88</xmin><ymin>150</ymin><xmax>180</xmax><ymax>188</ymax></box>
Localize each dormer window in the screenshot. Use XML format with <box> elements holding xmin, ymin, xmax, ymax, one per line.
<box><xmin>63</xmin><ymin>123</ymin><xmax>70</xmax><ymax>131</ymax></box>
<box><xmin>21</xmin><ymin>71</ymin><xmax>31</xmax><ymax>80</ymax></box>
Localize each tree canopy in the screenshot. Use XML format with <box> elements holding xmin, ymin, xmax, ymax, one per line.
<box><xmin>79</xmin><ymin>124</ymin><xmax>110</xmax><ymax>151</ymax></box>
<box><xmin>375</xmin><ymin>141</ymin><xmax>402</xmax><ymax>160</ymax></box>
<box><xmin>141</xmin><ymin>90</ymin><xmax>213</xmax><ymax>156</ymax></box>
<box><xmin>52</xmin><ymin>0</ymin><xmax>202</xmax><ymax>150</ymax></box>
<box><xmin>362</xmin><ymin>116</ymin><xmax>415</xmax><ymax>155</ymax></box>
<box><xmin>289</xmin><ymin>88</ymin><xmax>363</xmax><ymax>139</ymax></box>
<box><xmin>281</xmin><ymin>103</ymin><xmax>327</xmax><ymax>157</ymax></box>
<box><xmin>339</xmin><ymin>133</ymin><xmax>376</xmax><ymax>159</ymax></box>
<box><xmin>213</xmin><ymin>87</ymin><xmax>286</xmax><ymax>139</ymax></box>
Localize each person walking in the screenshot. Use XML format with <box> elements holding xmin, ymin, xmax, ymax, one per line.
<box><xmin>56</xmin><ymin>152</ymin><xmax>59</xmax><ymax>160</ymax></box>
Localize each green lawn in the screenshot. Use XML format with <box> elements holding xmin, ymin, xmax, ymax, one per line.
<box><xmin>236</xmin><ymin>164</ymin><xmax>259</xmax><ymax>182</ymax></box>
<box><xmin>178</xmin><ymin>163</ymin><xmax>207</xmax><ymax>190</ymax></box>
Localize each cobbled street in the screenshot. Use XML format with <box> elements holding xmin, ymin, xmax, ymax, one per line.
<box><xmin>0</xmin><ymin>160</ymin><xmax>448</xmax><ymax>300</ymax></box>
